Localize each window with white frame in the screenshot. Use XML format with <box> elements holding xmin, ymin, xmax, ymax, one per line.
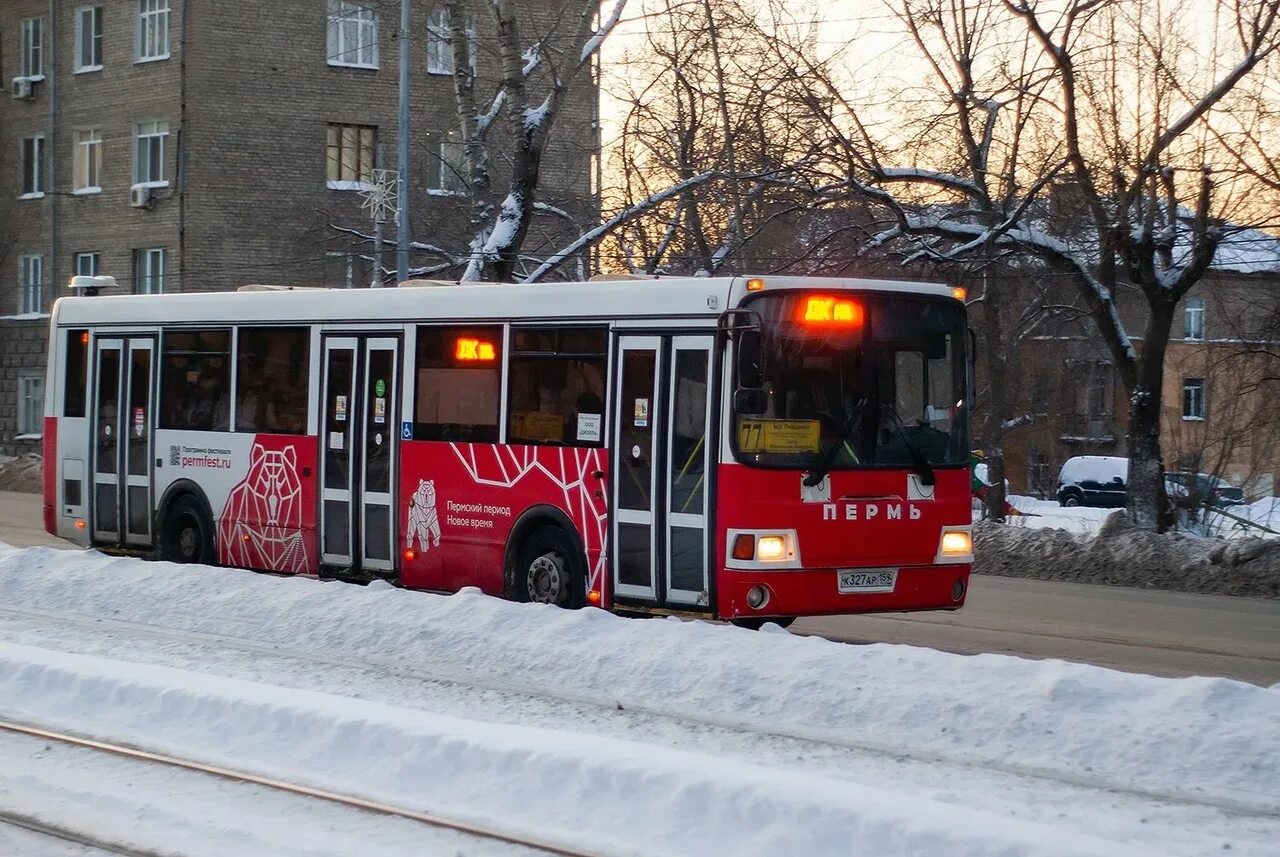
<box><xmin>76</xmin><ymin>7</ymin><xmax>104</xmax><ymax>71</ymax></box>
<box><xmin>134</xmin><ymin>121</ymin><xmax>169</xmax><ymax>186</ymax></box>
<box><xmin>21</xmin><ymin>18</ymin><xmax>44</xmax><ymax>79</ymax></box>
<box><xmin>1183</xmin><ymin>297</ymin><xmax>1205</xmax><ymax>341</ymax></box>
<box><xmin>428</xmin><ymin>136</ymin><xmax>467</xmax><ymax>193</ymax></box>
<box><xmin>17</xmin><ymin>372</ymin><xmax>45</xmax><ymax>437</ymax></box>
<box><xmin>134</xmin><ymin>248</ymin><xmax>166</xmax><ymax>294</ymax></box>
<box><xmin>327</xmin><ymin>1</ymin><xmax>378</xmax><ymax>68</ymax></box>
<box><xmin>75</xmin><ymin>252</ymin><xmax>101</xmax><ymax>277</ymax></box>
<box><xmin>20</xmin><ymin>136</ymin><xmax>45</xmax><ymax>197</ymax></box>
<box><xmin>18</xmin><ymin>256</ymin><xmax>43</xmax><ymax>314</ymax></box>
<box><xmin>137</xmin><ymin>0</ymin><xmax>170</xmax><ymax>61</ymax></box>
<box><xmin>427</xmin><ymin>7</ymin><xmax>474</xmax><ymax>75</ymax></box>
<box><xmin>326</xmin><ymin>124</ymin><xmax>376</xmax><ymax>187</ymax></box>
<box><xmin>74</xmin><ymin>129</ymin><xmax>103</xmax><ymax>192</ymax></box>
<box><xmin>1183</xmin><ymin>377</ymin><xmax>1206</xmax><ymax>420</ymax></box>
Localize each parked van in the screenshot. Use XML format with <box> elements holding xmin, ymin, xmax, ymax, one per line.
<box><xmin>1057</xmin><ymin>455</ymin><xmax>1245</xmax><ymax>509</ymax></box>
<box><xmin>1056</xmin><ymin>456</ymin><xmax>1128</xmax><ymax>507</ymax></box>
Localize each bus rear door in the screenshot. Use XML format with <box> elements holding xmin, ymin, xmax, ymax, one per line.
<box><xmin>91</xmin><ymin>336</ymin><xmax>157</xmax><ymax>549</ymax></box>
<box><xmin>612</xmin><ymin>334</ymin><xmax>714</xmax><ymax>611</ymax></box>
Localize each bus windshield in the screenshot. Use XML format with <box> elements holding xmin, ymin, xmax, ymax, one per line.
<box><xmin>733</xmin><ymin>291</ymin><xmax>969</xmax><ymax>472</ymax></box>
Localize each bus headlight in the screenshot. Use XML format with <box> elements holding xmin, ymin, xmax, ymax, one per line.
<box><xmin>937</xmin><ymin>528</ymin><xmax>973</xmax><ymax>562</ymax></box>
<box><xmin>726</xmin><ymin>530</ymin><xmax>800</xmax><ymax>567</ymax></box>
<box><xmin>756</xmin><ymin>535</ymin><xmax>787</xmax><ymax>561</ymax></box>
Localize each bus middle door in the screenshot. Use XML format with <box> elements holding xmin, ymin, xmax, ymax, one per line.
<box><xmin>319</xmin><ymin>334</ymin><xmax>400</xmax><ymax>576</ymax></box>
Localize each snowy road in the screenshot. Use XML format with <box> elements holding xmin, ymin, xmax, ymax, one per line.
<box><xmin>0</xmin><ymin>723</ymin><xmax>545</xmax><ymax>857</ymax></box>
<box><xmin>1</xmin><ymin>543</ymin><xmax>1277</xmax><ymax>856</ymax></box>
<box><xmin>3</xmin><ymin>491</ymin><xmax>1276</xmax><ymax>684</ymax></box>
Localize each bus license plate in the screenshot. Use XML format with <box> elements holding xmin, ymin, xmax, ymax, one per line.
<box><xmin>837</xmin><ymin>569</ymin><xmax>897</xmax><ymax>594</ymax></box>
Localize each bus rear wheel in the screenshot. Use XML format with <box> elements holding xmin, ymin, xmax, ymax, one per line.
<box><xmin>515</xmin><ymin>525</ymin><xmax>584</xmax><ymax>609</ymax></box>
<box><xmin>160</xmin><ymin>495</ymin><xmax>214</xmax><ymax>565</ymax></box>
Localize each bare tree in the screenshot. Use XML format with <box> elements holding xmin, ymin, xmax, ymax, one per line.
<box><xmin>589</xmin><ymin>0</ymin><xmax>824</xmax><ymax>276</ymax></box>
<box><xmin>766</xmin><ymin>0</ymin><xmax>1280</xmax><ymax>530</ymax></box>
<box><xmin>331</xmin><ymin>0</ymin><xmax>627</xmax><ymax>283</ymax></box>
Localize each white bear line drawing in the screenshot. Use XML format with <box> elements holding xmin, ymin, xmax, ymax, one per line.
<box><xmin>407</xmin><ymin>478</ymin><xmax>441</xmax><ymax>552</ymax></box>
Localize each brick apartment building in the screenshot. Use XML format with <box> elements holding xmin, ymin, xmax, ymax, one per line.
<box><xmin>0</xmin><ymin>0</ymin><xmax>600</xmax><ymax>455</ymax></box>
<box><xmin>988</xmin><ymin>230</ymin><xmax>1280</xmax><ymax>500</ymax></box>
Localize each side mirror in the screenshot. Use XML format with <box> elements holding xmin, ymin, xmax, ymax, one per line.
<box><xmin>737</xmin><ymin>330</ymin><xmax>762</xmax><ymax>389</ymax></box>
<box><xmin>733</xmin><ymin>387</ymin><xmax>768</xmax><ymax>415</ymax></box>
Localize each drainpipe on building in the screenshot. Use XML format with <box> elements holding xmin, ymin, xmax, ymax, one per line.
<box><xmin>178</xmin><ymin>0</ymin><xmax>189</xmax><ymax>293</ymax></box>
<box><xmin>396</xmin><ymin>0</ymin><xmax>411</xmax><ymax>284</ymax></box>
<box><xmin>47</xmin><ymin>0</ymin><xmax>58</xmax><ymax>310</ymax></box>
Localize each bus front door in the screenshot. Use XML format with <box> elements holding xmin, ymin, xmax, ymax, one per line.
<box><xmin>91</xmin><ymin>336</ymin><xmax>157</xmax><ymax>549</ymax></box>
<box><xmin>612</xmin><ymin>335</ymin><xmax>714</xmax><ymax>610</ymax></box>
<box><xmin>319</xmin><ymin>335</ymin><xmax>400</xmax><ymax>576</ymax></box>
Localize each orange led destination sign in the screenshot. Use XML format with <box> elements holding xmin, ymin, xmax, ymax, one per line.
<box><xmin>455</xmin><ymin>337</ymin><xmax>497</xmax><ymax>361</ymax></box>
<box><xmin>801</xmin><ymin>296</ymin><xmax>864</xmax><ymax>327</ymax></box>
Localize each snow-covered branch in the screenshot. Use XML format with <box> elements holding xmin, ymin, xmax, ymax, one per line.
<box><xmin>876</xmin><ymin>167</ymin><xmax>983</xmax><ymax>199</ymax></box>
<box><xmin>522</xmin><ymin>171</ymin><xmax>724</xmax><ymax>283</ymax></box>
<box><xmin>581</xmin><ymin>0</ymin><xmax>627</xmax><ymax>66</ymax></box>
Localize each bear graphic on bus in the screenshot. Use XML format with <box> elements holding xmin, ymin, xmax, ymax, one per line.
<box><xmin>407</xmin><ymin>478</ymin><xmax>441</xmax><ymax>552</ymax></box>
<box><xmin>219</xmin><ymin>442</ymin><xmax>311</xmax><ymax>574</ymax></box>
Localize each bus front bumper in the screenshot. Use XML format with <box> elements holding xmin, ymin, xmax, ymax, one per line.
<box><xmin>718</xmin><ymin>564</ymin><xmax>971</xmax><ymax>620</ymax></box>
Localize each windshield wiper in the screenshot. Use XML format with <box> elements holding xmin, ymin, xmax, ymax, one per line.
<box><xmin>803</xmin><ymin>411</ymin><xmax>861</xmax><ymax>488</ymax></box>
<box><xmin>885</xmin><ymin>405</ymin><xmax>935</xmax><ymax>486</ymax></box>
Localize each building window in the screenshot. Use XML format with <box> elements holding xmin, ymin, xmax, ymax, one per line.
<box><xmin>17</xmin><ymin>372</ymin><xmax>45</xmax><ymax>437</ymax></box>
<box><xmin>413</xmin><ymin>325</ymin><xmax>503</xmax><ymax>442</ymax></box>
<box><xmin>20</xmin><ymin>136</ymin><xmax>45</xmax><ymax>197</ymax></box>
<box><xmin>134</xmin><ymin>121</ymin><xmax>169</xmax><ymax>187</ymax></box>
<box><xmin>1183</xmin><ymin>378</ymin><xmax>1205</xmax><ymax>420</ymax></box>
<box><xmin>326</xmin><ymin>124</ymin><xmax>376</xmax><ymax>188</ymax></box>
<box><xmin>1183</xmin><ymin>297</ymin><xmax>1205</xmax><ymax>341</ymax></box>
<box><xmin>74</xmin><ymin>130</ymin><xmax>103</xmax><ymax>192</ymax></box>
<box><xmin>18</xmin><ymin>255</ymin><xmax>43</xmax><ymax>314</ymax></box>
<box><xmin>137</xmin><ymin>0</ymin><xmax>170</xmax><ymax>61</ymax></box>
<box><xmin>236</xmin><ymin>327</ymin><xmax>310</xmax><ymax>434</ymax></box>
<box><xmin>76</xmin><ymin>7</ymin><xmax>104</xmax><ymax>72</ymax></box>
<box><xmin>427</xmin><ymin>7</ymin><xmax>474</xmax><ymax>75</ymax></box>
<box><xmin>134</xmin><ymin>248</ymin><xmax>166</xmax><ymax>294</ymax></box>
<box><xmin>327</xmin><ymin>1</ymin><xmax>378</xmax><ymax>68</ymax></box>
<box><xmin>428</xmin><ymin>136</ymin><xmax>467</xmax><ymax>194</ymax></box>
<box><xmin>161</xmin><ymin>330</ymin><xmax>232</xmax><ymax>431</ymax></box>
<box><xmin>21</xmin><ymin>18</ymin><xmax>44</xmax><ymax>79</ymax></box>
<box><xmin>507</xmin><ymin>327</ymin><xmax>608</xmax><ymax>446</ymax></box>
<box><xmin>1084</xmin><ymin>362</ymin><xmax>1110</xmax><ymax>420</ymax></box>
<box><xmin>75</xmin><ymin>252</ymin><xmax>101</xmax><ymax>277</ymax></box>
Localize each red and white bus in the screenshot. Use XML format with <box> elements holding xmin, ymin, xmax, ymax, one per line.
<box><xmin>42</xmin><ymin>274</ymin><xmax>973</xmax><ymax>626</ymax></box>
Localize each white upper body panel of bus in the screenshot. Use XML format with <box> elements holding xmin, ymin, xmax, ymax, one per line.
<box><xmin>49</xmin><ymin>275</ymin><xmax>956</xmax><ymax>329</ymax></box>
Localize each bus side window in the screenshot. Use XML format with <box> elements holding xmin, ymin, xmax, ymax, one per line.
<box><xmin>160</xmin><ymin>329</ymin><xmax>232</xmax><ymax>432</ymax></box>
<box><xmin>413</xmin><ymin>325</ymin><xmax>502</xmax><ymax>442</ymax></box>
<box><xmin>507</xmin><ymin>326</ymin><xmax>607</xmax><ymax>447</ymax></box>
<box><xmin>235</xmin><ymin>327</ymin><xmax>309</xmax><ymax>435</ymax></box>
<box><xmin>64</xmin><ymin>329</ymin><xmax>89</xmax><ymax>418</ymax></box>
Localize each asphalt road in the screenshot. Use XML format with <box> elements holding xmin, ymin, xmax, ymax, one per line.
<box><xmin>3</xmin><ymin>490</ymin><xmax>1277</xmax><ymax>686</ymax></box>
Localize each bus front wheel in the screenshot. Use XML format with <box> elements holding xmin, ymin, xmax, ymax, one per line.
<box><xmin>515</xmin><ymin>525</ymin><xmax>584</xmax><ymax>609</ymax></box>
<box><xmin>160</xmin><ymin>495</ymin><xmax>215</xmax><ymax>565</ymax></box>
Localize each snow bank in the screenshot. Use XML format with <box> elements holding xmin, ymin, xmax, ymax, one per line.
<box><xmin>0</xmin><ymin>641</ymin><xmax>1168</xmax><ymax>857</ymax></box>
<box><xmin>1004</xmin><ymin>495</ymin><xmax>1115</xmax><ymax>535</ymax></box>
<box><xmin>0</xmin><ymin>543</ymin><xmax>1276</xmax><ymax>820</ymax></box>
<box><xmin>975</xmin><ymin>517</ymin><xmax>1280</xmax><ymax>598</ymax></box>
<box><xmin>0</xmin><ymin>453</ymin><xmax>41</xmax><ymax>494</ymax></box>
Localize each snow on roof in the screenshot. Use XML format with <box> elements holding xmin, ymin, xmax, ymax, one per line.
<box><xmin>1208</xmin><ymin>225</ymin><xmax>1280</xmax><ymax>274</ymax></box>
